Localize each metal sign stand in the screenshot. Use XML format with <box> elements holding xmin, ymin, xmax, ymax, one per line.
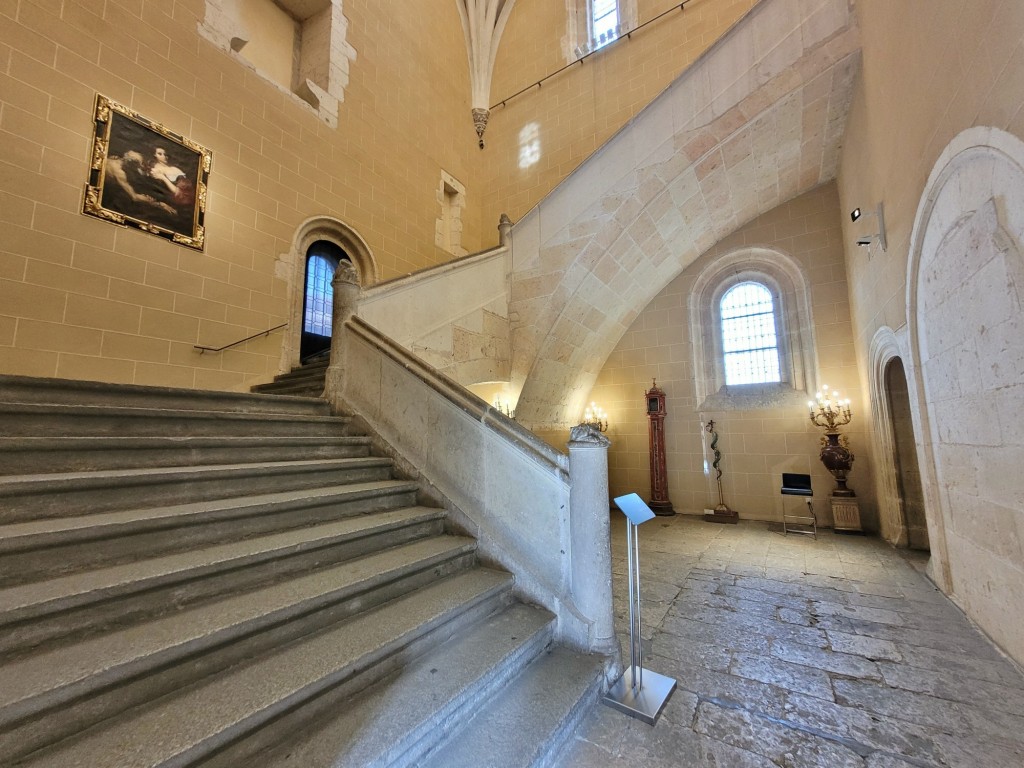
<box><xmin>603</xmin><ymin>493</ymin><xmax>677</xmax><ymax>725</ymax></box>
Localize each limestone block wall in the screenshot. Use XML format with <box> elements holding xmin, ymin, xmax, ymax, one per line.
<box><xmin>0</xmin><ymin>0</ymin><xmax>479</xmax><ymax>389</ymax></box>
<box><xmin>585</xmin><ymin>182</ymin><xmax>870</xmax><ymax>526</ymax></box>
<box><xmin>836</xmin><ymin>0</ymin><xmax>1024</xmax><ymax>664</ymax></box>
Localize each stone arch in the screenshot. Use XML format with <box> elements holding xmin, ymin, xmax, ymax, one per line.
<box><xmin>284</xmin><ymin>216</ymin><xmax>378</xmax><ymax>369</ymax></box>
<box><xmin>905</xmin><ymin>126</ymin><xmax>1024</xmax><ymax>660</ymax></box>
<box><xmin>867</xmin><ymin>325</ymin><xmax>912</xmax><ymax>546</ymax></box>
<box><xmin>689</xmin><ymin>246</ymin><xmax>818</xmax><ymax>409</ymax></box>
<box><xmin>508</xmin><ymin>2</ymin><xmax>860</xmax><ymax>430</ymax></box>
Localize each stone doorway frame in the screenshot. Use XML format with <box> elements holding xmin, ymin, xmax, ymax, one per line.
<box><xmin>283</xmin><ymin>216</ymin><xmax>378</xmax><ymax>371</ymax></box>
<box><xmin>868</xmin><ymin>326</ymin><xmax>910</xmax><ymax>547</ymax></box>
<box><xmin>868</xmin><ymin>325</ymin><xmax>931</xmax><ymax>552</ymax></box>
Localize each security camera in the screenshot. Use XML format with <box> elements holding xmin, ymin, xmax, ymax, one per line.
<box><xmin>856</xmin><ymin>236</ymin><xmax>873</xmax><ymax>247</ymax></box>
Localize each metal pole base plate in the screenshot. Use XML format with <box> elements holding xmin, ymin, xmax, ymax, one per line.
<box><xmin>602</xmin><ymin>666</ymin><xmax>677</xmax><ymax>725</ymax></box>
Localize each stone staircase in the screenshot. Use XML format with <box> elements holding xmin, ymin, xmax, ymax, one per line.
<box><xmin>251</xmin><ymin>353</ymin><xmax>329</xmax><ymax>397</ymax></box>
<box><xmin>0</xmin><ymin>375</ymin><xmax>604</xmax><ymax>767</ymax></box>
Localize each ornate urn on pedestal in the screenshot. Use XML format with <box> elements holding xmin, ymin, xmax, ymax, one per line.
<box><xmin>808</xmin><ymin>385</ymin><xmax>862</xmax><ymax>531</ymax></box>
<box><xmin>819</xmin><ymin>432</ymin><xmax>855</xmax><ymax>497</ymax></box>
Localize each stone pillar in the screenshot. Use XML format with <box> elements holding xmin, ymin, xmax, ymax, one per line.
<box><xmin>324</xmin><ymin>262</ymin><xmax>360</xmax><ymax>407</ymax></box>
<box><xmin>498</xmin><ymin>213</ymin><xmax>512</xmax><ymax>247</ymax></box>
<box><xmin>567</xmin><ymin>423</ymin><xmax>617</xmax><ymax>656</ymax></box>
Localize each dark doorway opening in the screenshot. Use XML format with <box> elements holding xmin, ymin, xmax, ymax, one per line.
<box><xmin>301</xmin><ymin>241</ymin><xmax>351</xmax><ymax>362</ymax></box>
<box><xmin>885</xmin><ymin>358</ymin><xmax>930</xmax><ymax>551</ymax></box>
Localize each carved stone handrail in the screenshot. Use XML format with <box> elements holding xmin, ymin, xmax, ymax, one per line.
<box><xmin>346</xmin><ymin>316</ymin><xmax>568</xmax><ymax>481</ymax></box>
<box><xmin>324</xmin><ymin>269</ymin><xmax>614</xmax><ymax>655</ymax></box>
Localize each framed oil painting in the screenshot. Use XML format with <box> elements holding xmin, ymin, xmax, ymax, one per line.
<box><xmin>83</xmin><ymin>94</ymin><xmax>212</xmax><ymax>251</ymax></box>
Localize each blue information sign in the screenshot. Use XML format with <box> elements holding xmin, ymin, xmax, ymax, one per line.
<box><xmin>613</xmin><ymin>493</ymin><xmax>656</xmax><ymax>525</ymax></box>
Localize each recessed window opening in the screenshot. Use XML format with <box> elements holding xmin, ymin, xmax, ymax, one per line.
<box><xmin>721</xmin><ymin>281</ymin><xmax>781</xmax><ymax>385</ymax></box>
<box><xmin>591</xmin><ymin>0</ymin><xmax>619</xmax><ymax>47</ymax></box>
<box><xmin>441</xmin><ymin>182</ymin><xmax>458</xmax><ymax>251</ymax></box>
<box><xmin>201</xmin><ymin>0</ymin><xmax>354</xmax><ymax>127</ymax></box>
<box><xmin>436</xmin><ymin>171</ymin><xmax>467</xmax><ymax>256</ymax></box>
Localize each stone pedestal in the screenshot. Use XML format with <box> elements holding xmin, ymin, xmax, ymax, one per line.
<box><xmin>831</xmin><ymin>495</ymin><xmax>862</xmax><ymax>532</ymax></box>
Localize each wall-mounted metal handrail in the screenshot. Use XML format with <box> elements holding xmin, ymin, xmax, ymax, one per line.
<box><xmin>194</xmin><ymin>323</ymin><xmax>287</xmax><ymax>354</ymax></box>
<box><xmin>490</xmin><ymin>1</ymin><xmax>692</xmax><ymax>111</ymax></box>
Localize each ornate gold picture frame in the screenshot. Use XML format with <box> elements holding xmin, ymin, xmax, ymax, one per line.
<box><xmin>83</xmin><ymin>94</ymin><xmax>211</xmax><ymax>251</ymax></box>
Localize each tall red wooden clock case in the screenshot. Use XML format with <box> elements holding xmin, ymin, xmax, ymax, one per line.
<box><xmin>646</xmin><ymin>380</ymin><xmax>675</xmax><ymax>516</ymax></box>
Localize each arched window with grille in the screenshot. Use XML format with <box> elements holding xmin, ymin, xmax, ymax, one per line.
<box><xmin>301</xmin><ymin>240</ymin><xmax>350</xmax><ymax>361</ymax></box>
<box><xmin>720</xmin><ymin>281</ymin><xmax>782</xmax><ymax>386</ymax></box>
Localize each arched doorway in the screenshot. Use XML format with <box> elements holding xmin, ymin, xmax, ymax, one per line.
<box><xmin>285</xmin><ymin>216</ymin><xmax>377</xmax><ymax>371</ymax></box>
<box><xmin>300</xmin><ymin>240</ymin><xmax>350</xmax><ymax>362</ymax></box>
<box><xmin>883</xmin><ymin>358</ymin><xmax>929</xmax><ymax>551</ymax></box>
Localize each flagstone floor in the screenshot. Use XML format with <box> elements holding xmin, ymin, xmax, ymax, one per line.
<box><xmin>558</xmin><ymin>515</ymin><xmax>1024</xmax><ymax>767</ymax></box>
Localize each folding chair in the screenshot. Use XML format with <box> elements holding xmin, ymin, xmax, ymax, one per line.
<box><xmin>780</xmin><ymin>472</ymin><xmax>816</xmax><ymax>538</ymax></box>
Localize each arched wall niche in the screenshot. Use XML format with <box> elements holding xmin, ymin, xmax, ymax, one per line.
<box><xmin>905</xmin><ymin>126</ymin><xmax>1024</xmax><ymax>664</ymax></box>
<box><xmin>283</xmin><ymin>216</ymin><xmax>378</xmax><ymax>370</ymax></box>
<box><xmin>689</xmin><ymin>245</ymin><xmax>819</xmax><ymax>410</ymax></box>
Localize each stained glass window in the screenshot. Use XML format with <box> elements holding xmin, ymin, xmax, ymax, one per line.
<box><xmin>303</xmin><ymin>254</ymin><xmax>335</xmax><ymax>337</ymax></box>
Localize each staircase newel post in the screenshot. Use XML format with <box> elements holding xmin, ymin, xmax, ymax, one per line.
<box><xmin>324</xmin><ymin>262</ymin><xmax>361</xmax><ymax>408</ymax></box>
<box><xmin>498</xmin><ymin>212</ymin><xmax>512</xmax><ymax>247</ymax></box>
<box><xmin>567</xmin><ymin>424</ymin><xmax>617</xmax><ymax>657</ymax></box>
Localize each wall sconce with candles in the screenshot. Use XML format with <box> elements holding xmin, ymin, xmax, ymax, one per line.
<box><xmin>808</xmin><ymin>385</ymin><xmax>862</xmax><ymax>531</ymax></box>
<box><xmin>584</xmin><ymin>401</ymin><xmax>609</xmax><ymax>433</ymax></box>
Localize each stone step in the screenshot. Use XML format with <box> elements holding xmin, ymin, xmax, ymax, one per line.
<box><xmin>224</xmin><ymin>602</ymin><xmax>557</xmax><ymax>768</ymax></box>
<box><xmin>0</xmin><ymin>480</ymin><xmax>421</xmax><ymax>585</ymax></box>
<box><xmin>0</xmin><ymin>508</ymin><xmax>454</xmax><ymax>659</ymax></box>
<box><xmin>273</xmin><ymin>363</ymin><xmax>329</xmax><ymax>382</ymax></box>
<box><xmin>253</xmin><ymin>368</ymin><xmax>328</xmax><ymax>390</ymax></box>
<box><xmin>12</xmin><ymin>568</ymin><xmax>513</xmax><ymax>768</ymax></box>
<box><xmin>0</xmin><ymin>374</ymin><xmax>330</xmax><ymax>416</ymax></box>
<box><xmin>250</xmin><ymin>360</ymin><xmax>329</xmax><ymax>396</ymax></box>
<box><xmin>0</xmin><ymin>535</ymin><xmax>480</xmax><ymax>764</ymax></box>
<box><xmin>0</xmin><ymin>435</ymin><xmax>372</xmax><ymax>475</ymax></box>
<box><xmin>251</xmin><ymin>382</ymin><xmax>325</xmax><ymax>397</ymax></box>
<box><xmin>418</xmin><ymin>646</ymin><xmax>606</xmax><ymax>768</ymax></box>
<box><xmin>0</xmin><ymin>402</ymin><xmax>350</xmax><ymax>438</ymax></box>
<box><xmin>0</xmin><ymin>457</ymin><xmax>395</xmax><ymax>522</ymax></box>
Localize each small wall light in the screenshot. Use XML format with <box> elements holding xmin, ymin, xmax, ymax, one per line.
<box><xmin>850</xmin><ymin>203</ymin><xmax>887</xmax><ymax>252</ymax></box>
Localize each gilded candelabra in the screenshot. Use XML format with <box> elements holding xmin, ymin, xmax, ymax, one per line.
<box><xmin>808</xmin><ymin>385</ymin><xmax>855</xmax><ymax>497</ymax></box>
<box><xmin>584</xmin><ymin>401</ymin><xmax>609</xmax><ymax>432</ymax></box>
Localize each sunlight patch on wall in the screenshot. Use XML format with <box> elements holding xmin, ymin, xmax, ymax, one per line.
<box><xmin>519</xmin><ymin>122</ymin><xmax>541</xmax><ymax>169</ymax></box>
